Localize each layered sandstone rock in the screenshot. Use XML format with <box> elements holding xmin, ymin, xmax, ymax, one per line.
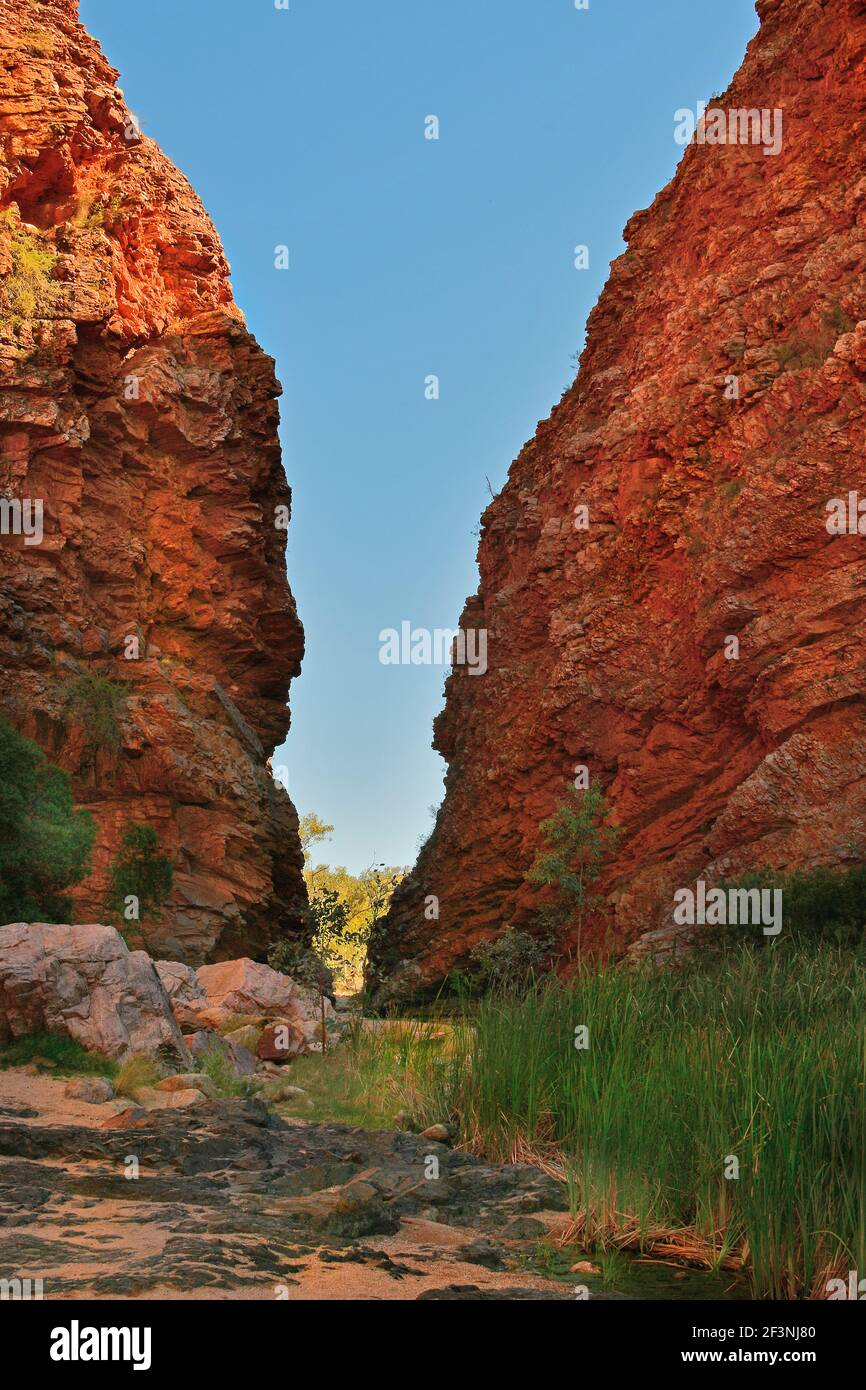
<box><xmin>0</xmin><ymin>0</ymin><xmax>306</xmax><ymax>959</ymax></box>
<box><xmin>372</xmin><ymin>0</ymin><xmax>866</xmax><ymax>996</ymax></box>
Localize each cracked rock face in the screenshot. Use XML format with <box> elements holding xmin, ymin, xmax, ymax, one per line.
<box><xmin>372</xmin><ymin>0</ymin><xmax>866</xmax><ymax>995</ymax></box>
<box><xmin>0</xmin><ymin>0</ymin><xmax>306</xmax><ymax>960</ymax></box>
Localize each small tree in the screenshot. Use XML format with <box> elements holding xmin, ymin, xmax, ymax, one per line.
<box><xmin>526</xmin><ymin>783</ymin><xmax>620</xmax><ymax>967</ymax></box>
<box><xmin>0</xmin><ymin>714</ymin><xmax>95</xmax><ymax>922</ymax></box>
<box><xmin>106</xmin><ymin>823</ymin><xmax>173</xmax><ymax>939</ymax></box>
<box><xmin>302</xmin><ymin>887</ymin><xmax>358</xmax><ymax>1054</ymax></box>
<box><xmin>64</xmin><ymin>673</ymin><xmax>127</xmax><ymax>772</ymax></box>
<box><xmin>290</xmin><ymin>812</ymin><xmax>403</xmax><ymax>997</ymax></box>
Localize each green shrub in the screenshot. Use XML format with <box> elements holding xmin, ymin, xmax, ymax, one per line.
<box><xmin>64</xmin><ymin>673</ymin><xmax>127</xmax><ymax>766</ymax></box>
<box><xmin>466</xmin><ymin>927</ymin><xmax>554</xmax><ymax>997</ymax></box>
<box><xmin>267</xmin><ymin>938</ymin><xmax>333</xmax><ymax>996</ymax></box>
<box><xmin>0</xmin><ymin>211</ymin><xmax>57</xmax><ymax>325</ymax></box>
<box><xmin>772</xmin><ymin>305</ymin><xmax>853</xmax><ymax>373</ymax></box>
<box><xmin>0</xmin><ymin>1032</ymin><xmax>116</xmax><ymax>1078</ymax></box>
<box><xmin>699</xmin><ymin>864</ymin><xmax>866</xmax><ymax>951</ymax></box>
<box><xmin>0</xmin><ymin>713</ymin><xmax>95</xmax><ymax>923</ymax></box>
<box><xmin>526</xmin><ymin>783</ymin><xmax>621</xmax><ymax>964</ymax></box>
<box><xmin>198</xmin><ymin>1045</ymin><xmax>249</xmax><ymax>1098</ymax></box>
<box><xmin>105</xmin><ymin>823</ymin><xmax>173</xmax><ymax>930</ymax></box>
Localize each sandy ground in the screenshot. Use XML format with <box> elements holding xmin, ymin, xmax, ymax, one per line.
<box><xmin>0</xmin><ymin>1067</ymin><xmax>121</xmax><ymax>1127</ymax></box>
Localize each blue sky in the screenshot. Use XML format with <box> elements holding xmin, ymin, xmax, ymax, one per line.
<box><xmin>80</xmin><ymin>0</ymin><xmax>759</xmax><ymax>872</ymax></box>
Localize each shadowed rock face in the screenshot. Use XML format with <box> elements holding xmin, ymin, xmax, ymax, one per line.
<box><xmin>372</xmin><ymin>0</ymin><xmax>866</xmax><ymax>997</ymax></box>
<box><xmin>0</xmin><ymin>0</ymin><xmax>306</xmax><ymax>959</ymax></box>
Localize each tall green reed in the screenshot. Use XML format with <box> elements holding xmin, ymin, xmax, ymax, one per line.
<box><xmin>413</xmin><ymin>944</ymin><xmax>865</xmax><ymax>1298</ymax></box>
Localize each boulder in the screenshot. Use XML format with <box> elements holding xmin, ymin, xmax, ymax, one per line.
<box><xmin>184</xmin><ymin>1028</ymin><xmax>257</xmax><ymax>1077</ymax></box>
<box><xmin>132</xmin><ymin>1086</ymin><xmax>208</xmax><ymax>1111</ymax></box>
<box><xmin>64</xmin><ymin>1076</ymin><xmax>115</xmax><ymax>1104</ymax></box>
<box><xmin>164</xmin><ymin>959</ymin><xmax>337</xmax><ymax>1061</ymax></box>
<box><xmin>256</xmin><ymin>1019</ymin><xmax>306</xmax><ymax>1062</ymax></box>
<box><xmin>222</xmin><ymin>1023</ymin><xmax>265</xmax><ymax>1054</ymax></box>
<box><xmin>153</xmin><ymin>961</ymin><xmax>207</xmax><ymax>1029</ymax></box>
<box><xmin>193</xmin><ymin>957</ymin><xmax>331</xmax><ymax>1030</ymax></box>
<box><xmin>100</xmin><ymin>1105</ymin><xmax>149</xmax><ymax>1129</ymax></box>
<box><xmin>222</xmin><ymin>1037</ymin><xmax>257</xmax><ymax>1077</ymax></box>
<box><xmin>0</xmin><ymin>923</ymin><xmax>192</xmax><ymax>1063</ymax></box>
<box><xmin>155</xmin><ymin>1073</ymin><xmax>218</xmax><ymax>1100</ymax></box>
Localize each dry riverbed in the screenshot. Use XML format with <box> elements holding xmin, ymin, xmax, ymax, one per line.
<box><xmin>0</xmin><ymin>1067</ymin><xmax>587</xmax><ymax>1301</ymax></box>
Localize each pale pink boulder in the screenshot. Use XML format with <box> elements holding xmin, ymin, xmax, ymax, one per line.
<box><xmin>0</xmin><ymin>923</ymin><xmax>191</xmax><ymax>1062</ymax></box>
<box><xmin>153</xmin><ymin>960</ymin><xmax>207</xmax><ymax>1029</ymax></box>
<box><xmin>191</xmin><ymin>957</ymin><xmax>332</xmax><ymax>1031</ymax></box>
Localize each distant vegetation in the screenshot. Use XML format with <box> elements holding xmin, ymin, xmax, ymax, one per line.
<box><xmin>269</xmin><ymin>812</ymin><xmax>404</xmax><ymax>995</ymax></box>
<box><xmin>704</xmin><ymin>864</ymin><xmax>866</xmax><ymax>950</ymax></box>
<box><xmin>0</xmin><ymin>713</ymin><xmax>95</xmax><ymax>923</ymax></box>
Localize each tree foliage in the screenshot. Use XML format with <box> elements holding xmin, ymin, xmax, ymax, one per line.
<box><xmin>468</xmin><ymin>927</ymin><xmax>554</xmax><ymax>997</ymax></box>
<box><xmin>64</xmin><ymin>672</ymin><xmax>127</xmax><ymax>770</ymax></box>
<box><xmin>526</xmin><ymin>783</ymin><xmax>620</xmax><ymax>963</ymax></box>
<box><xmin>0</xmin><ymin>714</ymin><xmax>95</xmax><ymax>923</ymax></box>
<box><xmin>270</xmin><ymin>813</ymin><xmax>404</xmax><ymax>996</ymax></box>
<box><xmin>105</xmin><ymin>822</ymin><xmax>173</xmax><ymax>933</ymax></box>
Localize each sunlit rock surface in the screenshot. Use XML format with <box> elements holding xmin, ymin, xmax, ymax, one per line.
<box><xmin>0</xmin><ymin>0</ymin><xmax>306</xmax><ymax>960</ymax></box>
<box><xmin>372</xmin><ymin>0</ymin><xmax>866</xmax><ymax>995</ymax></box>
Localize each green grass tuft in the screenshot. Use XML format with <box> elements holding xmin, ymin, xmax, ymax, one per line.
<box><xmin>197</xmin><ymin>1046</ymin><xmax>251</xmax><ymax>1098</ymax></box>
<box><xmin>0</xmin><ymin>1032</ymin><xmax>116</xmax><ymax>1078</ymax></box>
<box><xmin>115</xmin><ymin>1054</ymin><xmax>159</xmax><ymax>1098</ymax></box>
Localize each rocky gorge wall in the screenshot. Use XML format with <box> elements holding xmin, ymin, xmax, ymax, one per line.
<box><xmin>0</xmin><ymin>0</ymin><xmax>307</xmax><ymax>960</ymax></box>
<box><xmin>372</xmin><ymin>0</ymin><xmax>866</xmax><ymax>997</ymax></box>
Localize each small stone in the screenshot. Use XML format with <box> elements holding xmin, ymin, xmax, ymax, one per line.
<box><xmin>155</xmin><ymin>1072</ymin><xmax>218</xmax><ymax>1099</ymax></box>
<box><xmin>100</xmin><ymin>1105</ymin><xmax>148</xmax><ymax>1129</ymax></box>
<box><xmin>261</xmin><ymin>1081</ymin><xmax>307</xmax><ymax>1103</ymax></box>
<box><xmin>64</xmin><ymin>1076</ymin><xmax>115</xmax><ymax>1104</ymax></box>
<box><xmin>571</xmin><ymin>1260</ymin><xmax>601</xmax><ymax>1276</ymax></box>
<box><xmin>419</xmin><ymin>1123</ymin><xmax>453</xmax><ymax>1143</ymax></box>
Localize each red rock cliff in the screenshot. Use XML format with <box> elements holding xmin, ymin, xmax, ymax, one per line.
<box><xmin>372</xmin><ymin>0</ymin><xmax>866</xmax><ymax>997</ymax></box>
<box><xmin>0</xmin><ymin>0</ymin><xmax>306</xmax><ymax>961</ymax></box>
